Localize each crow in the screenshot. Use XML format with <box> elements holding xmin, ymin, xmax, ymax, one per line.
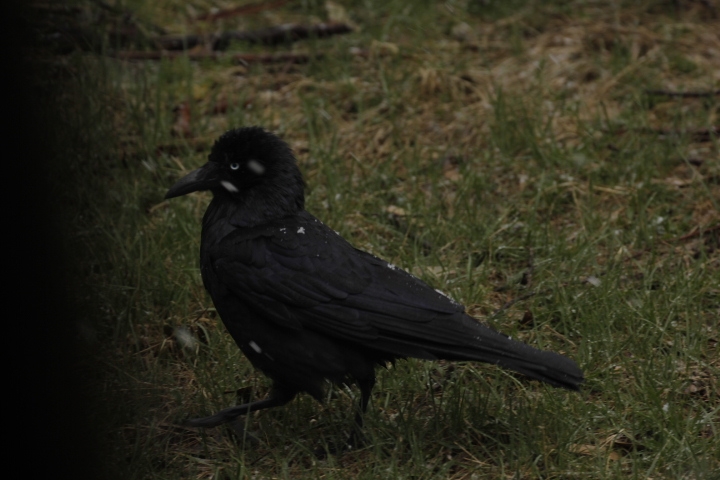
<box><xmin>165</xmin><ymin>126</ymin><xmax>583</xmax><ymax>438</ymax></box>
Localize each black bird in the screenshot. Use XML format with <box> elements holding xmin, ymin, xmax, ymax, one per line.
<box><xmin>166</xmin><ymin>126</ymin><xmax>583</xmax><ymax>436</ymax></box>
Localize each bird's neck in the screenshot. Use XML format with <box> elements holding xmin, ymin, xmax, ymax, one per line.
<box><xmin>201</xmin><ymin>198</ymin><xmax>238</xmax><ymax>247</ymax></box>
<box><xmin>203</xmin><ymin>189</ymin><xmax>303</xmax><ymax>235</ymax></box>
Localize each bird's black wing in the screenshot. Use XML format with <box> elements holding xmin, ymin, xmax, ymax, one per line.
<box><xmin>210</xmin><ymin>211</ymin><xmax>583</xmax><ymax>388</ymax></box>
<box><xmin>211</xmin><ymin>211</ymin><xmax>465</xmax><ymax>344</ymax></box>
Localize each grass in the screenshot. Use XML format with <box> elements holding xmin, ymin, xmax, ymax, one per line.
<box><xmin>39</xmin><ymin>0</ymin><xmax>719</xmax><ymax>478</ymax></box>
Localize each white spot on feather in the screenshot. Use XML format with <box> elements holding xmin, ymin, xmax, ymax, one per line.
<box><xmin>221</xmin><ymin>180</ymin><xmax>238</xmax><ymax>193</ymax></box>
<box><xmin>387</xmin><ymin>263</ymin><xmax>397</xmax><ymax>270</ymax></box>
<box><xmin>435</xmin><ymin>288</ymin><xmax>460</xmax><ymax>305</ymax></box>
<box><xmin>247</xmin><ymin>159</ymin><xmax>265</xmax><ymax>174</ymax></box>
<box><xmin>297</xmin><ymin>227</ymin><xmax>305</xmax><ymax>234</ymax></box>
<box><xmin>249</xmin><ymin>341</ymin><xmax>262</xmax><ymax>353</ymax></box>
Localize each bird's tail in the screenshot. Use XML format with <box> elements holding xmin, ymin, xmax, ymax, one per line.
<box><xmin>376</xmin><ymin>314</ymin><xmax>584</xmax><ymax>390</ymax></box>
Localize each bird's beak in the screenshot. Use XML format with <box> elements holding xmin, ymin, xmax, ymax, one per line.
<box><xmin>165</xmin><ymin>162</ymin><xmax>220</xmax><ymax>199</ymax></box>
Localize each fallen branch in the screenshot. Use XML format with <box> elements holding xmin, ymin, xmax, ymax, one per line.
<box><xmin>154</xmin><ymin>22</ymin><xmax>353</xmax><ymax>51</ymax></box>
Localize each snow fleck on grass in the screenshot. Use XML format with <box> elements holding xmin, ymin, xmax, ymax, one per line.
<box><xmin>174</xmin><ymin>326</ymin><xmax>198</xmax><ymax>350</ymax></box>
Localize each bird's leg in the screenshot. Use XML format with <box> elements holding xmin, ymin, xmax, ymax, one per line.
<box><xmin>183</xmin><ymin>383</ymin><xmax>298</xmax><ymax>428</ymax></box>
<box><xmin>354</xmin><ymin>375</ymin><xmax>375</xmax><ymax>429</ymax></box>
<box><xmin>315</xmin><ymin>376</ymin><xmax>376</xmax><ymax>458</ymax></box>
<box><xmin>347</xmin><ymin>375</ymin><xmax>376</xmax><ymax>449</ymax></box>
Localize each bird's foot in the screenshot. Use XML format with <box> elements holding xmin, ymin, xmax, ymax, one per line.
<box><xmin>313</xmin><ymin>429</ymin><xmax>366</xmax><ymax>458</ymax></box>
<box><xmin>226</xmin><ymin>418</ymin><xmax>261</xmax><ymax>446</ymax></box>
<box><xmin>182</xmin><ymin>413</ymin><xmax>232</xmax><ymax>428</ymax></box>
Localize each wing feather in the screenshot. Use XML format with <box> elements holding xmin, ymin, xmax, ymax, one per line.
<box><xmin>208</xmin><ymin>212</ymin><xmax>465</xmax><ymax>346</ymax></box>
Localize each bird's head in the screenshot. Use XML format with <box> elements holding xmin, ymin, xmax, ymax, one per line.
<box><xmin>165</xmin><ymin>127</ymin><xmax>305</xmax><ymax>221</ymax></box>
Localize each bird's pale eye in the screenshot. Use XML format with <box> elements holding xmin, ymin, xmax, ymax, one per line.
<box><xmin>229</xmin><ymin>163</ymin><xmax>240</xmax><ymax>170</ymax></box>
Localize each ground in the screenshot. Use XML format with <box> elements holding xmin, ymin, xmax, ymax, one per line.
<box><xmin>37</xmin><ymin>0</ymin><xmax>719</xmax><ymax>478</ymax></box>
